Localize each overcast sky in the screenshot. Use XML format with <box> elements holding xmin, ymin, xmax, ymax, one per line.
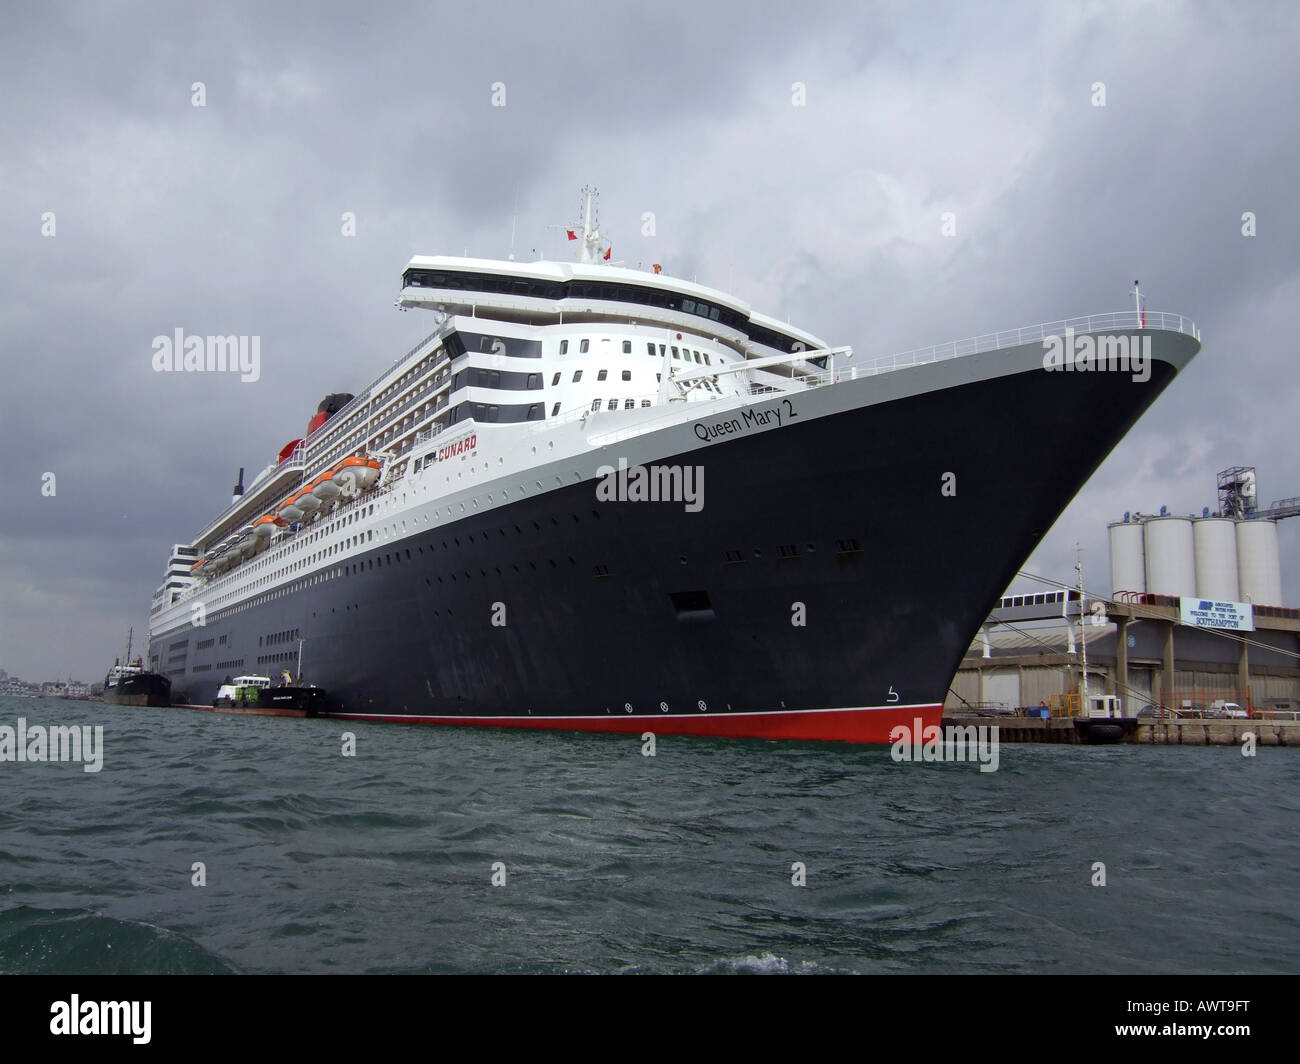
<box><xmin>1</xmin><ymin>0</ymin><xmax>1297</xmax><ymax>683</ymax></box>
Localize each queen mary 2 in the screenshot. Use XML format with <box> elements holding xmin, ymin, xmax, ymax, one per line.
<box><xmin>146</xmin><ymin>191</ymin><xmax>1201</xmax><ymax>742</ymax></box>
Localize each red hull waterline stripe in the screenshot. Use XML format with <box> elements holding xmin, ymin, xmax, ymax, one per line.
<box><xmin>324</xmin><ymin>704</ymin><xmax>943</xmax><ymax>744</ymax></box>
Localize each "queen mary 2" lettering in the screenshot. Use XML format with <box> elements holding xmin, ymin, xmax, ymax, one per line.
<box><xmin>693</xmin><ymin>398</ymin><xmax>797</xmax><ymax>443</ymax></box>
<box><xmin>436</xmin><ymin>433</ymin><xmax>477</xmax><ymax>462</ymax></box>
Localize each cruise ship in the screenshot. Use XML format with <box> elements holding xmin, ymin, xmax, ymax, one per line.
<box><xmin>146</xmin><ymin>191</ymin><xmax>1202</xmax><ymax>742</ymax></box>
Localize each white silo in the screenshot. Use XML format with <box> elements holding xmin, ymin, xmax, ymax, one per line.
<box><xmin>1193</xmin><ymin>518</ymin><xmax>1240</xmax><ymax>601</ymax></box>
<box><xmin>1237</xmin><ymin>519</ymin><xmax>1283</xmax><ymax>606</ymax></box>
<box><xmin>1144</xmin><ymin>516</ymin><xmax>1197</xmax><ymax>597</ymax></box>
<box><xmin>1108</xmin><ymin>520</ymin><xmax>1146</xmax><ymax>596</ymax></box>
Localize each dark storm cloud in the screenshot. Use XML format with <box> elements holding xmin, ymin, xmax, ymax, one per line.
<box><xmin>1</xmin><ymin>0</ymin><xmax>1297</xmax><ymax>681</ymax></box>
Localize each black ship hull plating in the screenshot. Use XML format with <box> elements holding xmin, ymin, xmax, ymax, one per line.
<box><xmin>103</xmin><ymin>673</ymin><xmax>173</xmax><ymax>708</ymax></box>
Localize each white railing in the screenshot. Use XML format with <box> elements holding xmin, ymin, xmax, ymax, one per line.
<box><xmin>841</xmin><ymin>310</ymin><xmax>1199</xmax><ymax>379</ymax></box>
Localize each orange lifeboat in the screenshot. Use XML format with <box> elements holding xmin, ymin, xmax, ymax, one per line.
<box><xmin>294</xmin><ymin>485</ymin><xmax>322</xmax><ymax>515</ymax></box>
<box><xmin>311</xmin><ymin>468</ymin><xmax>341</xmax><ymax>505</ymax></box>
<box><xmin>252</xmin><ymin>514</ymin><xmax>286</xmax><ymax>539</ymax></box>
<box><xmin>279</xmin><ymin>495</ymin><xmax>305</xmax><ymax>523</ymax></box>
<box><xmin>333</xmin><ymin>456</ymin><xmax>382</xmax><ymax>494</ymax></box>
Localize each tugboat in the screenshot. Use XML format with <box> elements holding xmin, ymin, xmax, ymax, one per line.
<box><xmin>213</xmin><ymin>671</ymin><xmax>326</xmax><ymax>717</ymax></box>
<box><xmin>103</xmin><ymin>628</ymin><xmax>172</xmax><ymax>707</ymax></box>
<box><xmin>1073</xmin><ymin>694</ymin><xmax>1139</xmax><ymax>744</ymax></box>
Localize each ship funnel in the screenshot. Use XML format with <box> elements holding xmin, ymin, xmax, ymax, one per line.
<box><xmin>232</xmin><ymin>467</ymin><xmax>245</xmax><ymax>505</ymax></box>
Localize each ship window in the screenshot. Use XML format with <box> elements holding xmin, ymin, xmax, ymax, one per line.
<box><xmin>527</xmin><ymin>404</ymin><xmax>542</xmax><ymax>421</ymax></box>
<box><xmin>606</xmin><ymin>399</ymin><xmax>617</xmax><ymax>411</ymax></box>
<box><xmin>551</xmin><ymin>402</ymin><xmax>561</xmax><ymax>416</ymax></box>
<box><xmin>693</xmin><ymin>351</ymin><xmax>702</xmax><ymax>363</ymax></box>
<box><xmin>682</xmin><ymin>299</ymin><xmax>695</xmax><ymax>313</ymax></box>
<box><xmin>641</xmin><ymin>399</ymin><xmax>651</xmax><ymax>408</ymax></box>
<box><xmin>704</xmin><ymin>353</ymin><xmax>712</xmax><ymax>365</ymax></box>
<box><xmin>622</xmin><ymin>340</ymin><xmax>632</xmax><ymax>353</ymax></box>
<box><xmin>580</xmin><ymin>339</ymin><xmax>590</xmax><ymax>353</ymax></box>
<box><xmin>646</xmin><ymin>343</ymin><xmax>655</xmax><ymax>356</ymax></box>
<box><xmin>624</xmin><ymin>399</ymin><xmax>634</xmax><ymax>410</ymax></box>
<box><xmin>621</xmin><ymin>370</ymin><xmax>631</xmax><ymax>381</ymax></box>
<box><xmin>671</xmin><ymin>347</ymin><xmax>679</xmax><ymax>359</ymax></box>
<box><xmin>591</xmin><ymin>399</ymin><xmax>601</xmax><ymax>411</ymax></box>
<box><xmin>597</xmin><ymin>369</ymin><xmax>608</xmax><ymax>381</ymax></box>
<box><xmin>559</xmin><ymin>340</ymin><xmax>569</xmax><ymax>355</ymax></box>
<box><xmin>551</xmin><ymin>372</ymin><xmax>560</xmax><ymax>386</ymax></box>
<box><xmin>572</xmin><ymin>370</ymin><xmax>583</xmax><ymax>382</ymax></box>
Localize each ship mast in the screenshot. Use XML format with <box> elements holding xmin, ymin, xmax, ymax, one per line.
<box><xmin>578</xmin><ymin>186</ymin><xmax>603</xmax><ymax>264</ymax></box>
<box><xmin>1076</xmin><ymin>544</ymin><xmax>1089</xmax><ymax>715</ymax></box>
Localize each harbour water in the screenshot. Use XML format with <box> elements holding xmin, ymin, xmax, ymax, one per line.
<box><xmin>1</xmin><ymin>695</ymin><xmax>1296</xmax><ymax>974</ymax></box>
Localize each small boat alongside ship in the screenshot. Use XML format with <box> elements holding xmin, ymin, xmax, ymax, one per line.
<box><xmin>211</xmin><ymin>673</ymin><xmax>327</xmax><ymax>717</ymax></box>
<box><xmin>103</xmin><ymin>629</ymin><xmax>172</xmax><ymax>707</ymax></box>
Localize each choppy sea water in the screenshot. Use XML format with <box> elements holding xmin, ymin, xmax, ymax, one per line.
<box><xmin>1</xmin><ymin>695</ymin><xmax>1296</xmax><ymax>974</ymax></box>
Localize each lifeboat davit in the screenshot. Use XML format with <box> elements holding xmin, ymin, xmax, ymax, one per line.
<box><xmin>333</xmin><ymin>456</ymin><xmax>382</xmax><ymax>494</ymax></box>
<box><xmin>252</xmin><ymin>514</ymin><xmax>286</xmax><ymax>539</ymax></box>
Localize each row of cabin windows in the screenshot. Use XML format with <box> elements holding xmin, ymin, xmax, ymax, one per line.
<box><xmin>445</xmin><ymin>401</ymin><xmax>545</xmax><ymax>426</ymax></box>
<box><xmin>259</xmin><ymin>628</ymin><xmax>300</xmax><ymax>648</ymax></box>
<box><xmin>451</xmin><ymin>368</ymin><xmax>543</xmax><ymax>391</ymax></box>
<box><xmin>404</xmin><ymin>269</ymin><xmax>823</xmax><ymax>359</ymax></box>
<box><xmin>555</xmin><ymin>337</ymin><xmax>716</xmax><ymax>367</ymax></box>
<box><xmin>444</xmin><ymin>331</ymin><xmax>543</xmax><ymax>360</ymax></box>
<box><xmin>550</xmin><ymin>369</ymin><xmax>635</xmax><ymax>384</ymax></box>
<box><xmin>590</xmin><ymin>399</ymin><xmax>653</xmax><ymax>411</ymax></box>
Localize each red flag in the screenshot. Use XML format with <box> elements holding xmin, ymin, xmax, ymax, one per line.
<box><xmin>566</xmin><ymin>230</ymin><xmax>577</xmax><ymax>241</ymax></box>
<box><xmin>603</xmin><ymin>246</ymin><xmax>611</xmax><ymax>261</ymax></box>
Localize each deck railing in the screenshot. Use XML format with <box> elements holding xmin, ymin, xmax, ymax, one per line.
<box><xmin>839</xmin><ymin>310</ymin><xmax>1199</xmax><ymax>380</ymax></box>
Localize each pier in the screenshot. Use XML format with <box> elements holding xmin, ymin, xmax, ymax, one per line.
<box><xmin>941</xmin><ymin>714</ymin><xmax>1300</xmax><ymax>745</ymax></box>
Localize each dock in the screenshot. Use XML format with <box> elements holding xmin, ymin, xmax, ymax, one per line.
<box><xmin>942</xmin><ymin>715</ymin><xmax>1300</xmax><ymax>745</ymax></box>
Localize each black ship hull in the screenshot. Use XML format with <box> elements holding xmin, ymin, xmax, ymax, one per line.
<box><xmin>103</xmin><ymin>673</ymin><xmax>172</xmax><ymax>708</ymax></box>
<box><xmin>156</xmin><ymin>343</ymin><xmax>1187</xmax><ymax>743</ymax></box>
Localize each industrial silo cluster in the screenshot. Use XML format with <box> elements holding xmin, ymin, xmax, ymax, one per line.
<box><xmin>1108</xmin><ymin>512</ymin><xmax>1282</xmax><ymax>606</ymax></box>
